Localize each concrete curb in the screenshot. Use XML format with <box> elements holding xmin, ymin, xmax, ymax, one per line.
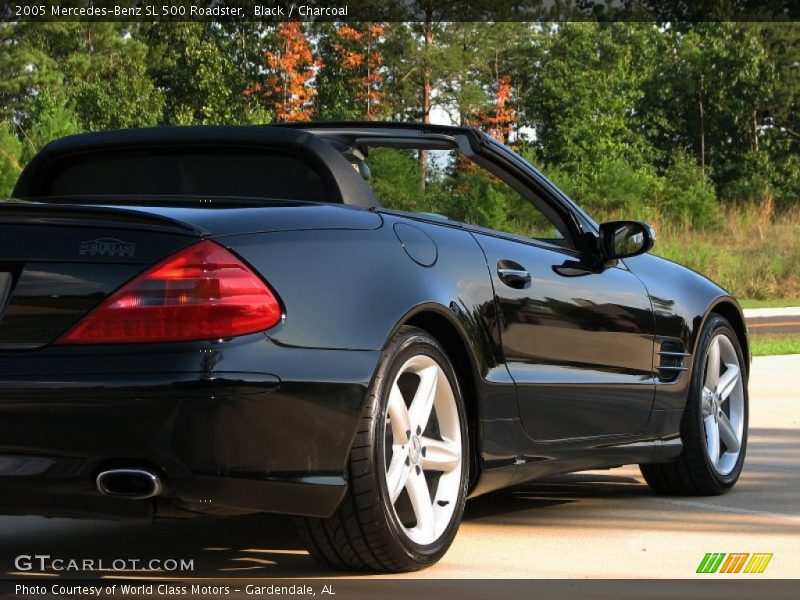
<box><xmin>743</xmin><ymin>307</ymin><xmax>800</xmax><ymax>319</ymax></box>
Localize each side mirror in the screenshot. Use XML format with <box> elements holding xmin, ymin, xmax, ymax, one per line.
<box><xmin>598</xmin><ymin>221</ymin><xmax>655</xmax><ymax>262</ymax></box>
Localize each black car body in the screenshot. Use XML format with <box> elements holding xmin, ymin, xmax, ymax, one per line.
<box><xmin>0</xmin><ymin>123</ymin><xmax>748</xmax><ymax>568</ymax></box>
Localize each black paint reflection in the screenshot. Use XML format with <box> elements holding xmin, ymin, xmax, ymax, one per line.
<box><xmin>473</xmin><ymin>233</ymin><xmax>656</xmax><ymax>441</ymax></box>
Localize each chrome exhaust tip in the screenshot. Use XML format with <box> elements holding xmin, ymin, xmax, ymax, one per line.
<box><xmin>96</xmin><ymin>469</ymin><xmax>162</xmax><ymax>500</ymax></box>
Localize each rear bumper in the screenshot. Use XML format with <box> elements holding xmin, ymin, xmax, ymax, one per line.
<box><xmin>0</xmin><ymin>334</ymin><xmax>380</xmax><ymax>519</ymax></box>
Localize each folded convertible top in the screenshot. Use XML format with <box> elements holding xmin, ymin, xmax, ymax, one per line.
<box><xmin>13</xmin><ymin>125</ymin><xmax>381</xmax><ymax>209</ymax></box>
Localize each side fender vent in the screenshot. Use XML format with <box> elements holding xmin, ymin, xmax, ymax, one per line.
<box><xmin>657</xmin><ymin>340</ymin><xmax>690</xmax><ymax>383</ymax></box>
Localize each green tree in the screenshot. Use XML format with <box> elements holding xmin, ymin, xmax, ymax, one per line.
<box><xmin>643</xmin><ymin>24</ymin><xmax>769</xmax><ymax>190</ymax></box>
<box><xmin>659</xmin><ymin>151</ymin><xmax>720</xmax><ymax>229</ymax></box>
<box><xmin>0</xmin><ymin>121</ymin><xmax>23</xmax><ymax>197</ymax></box>
<box><xmin>145</xmin><ymin>22</ymin><xmax>261</xmax><ymax>125</ymax></box>
<box><xmin>0</xmin><ymin>23</ymin><xmax>161</xmax><ymax>129</ymax></box>
<box><xmin>73</xmin><ymin>34</ymin><xmax>163</xmax><ymax>130</ymax></box>
<box><xmin>0</xmin><ymin>22</ymin><xmax>74</xmax><ymax>123</ymax></box>
<box><xmin>381</xmin><ymin>12</ymin><xmax>463</xmax><ymax>189</ymax></box>
<box><xmin>367</xmin><ymin>148</ymin><xmax>424</xmax><ymax>211</ymax></box>
<box><xmin>525</xmin><ymin>23</ymin><xmax>662</xmax><ymax>169</ymax></box>
<box><xmin>315</xmin><ymin>23</ymin><xmax>387</xmax><ymax>121</ymax></box>
<box><xmin>437</xmin><ymin>22</ymin><xmax>532</xmax><ymax>130</ymax></box>
<box><xmin>19</xmin><ymin>93</ymin><xmax>82</xmax><ymax>163</ymax></box>
<box><xmin>756</xmin><ymin>23</ymin><xmax>800</xmax><ymax>207</ymax></box>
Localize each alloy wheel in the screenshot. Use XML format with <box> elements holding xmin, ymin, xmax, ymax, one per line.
<box><xmin>701</xmin><ymin>334</ymin><xmax>745</xmax><ymax>476</ymax></box>
<box><xmin>383</xmin><ymin>354</ymin><xmax>463</xmax><ymax>546</ymax></box>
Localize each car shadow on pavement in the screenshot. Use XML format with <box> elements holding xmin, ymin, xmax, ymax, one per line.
<box><xmin>0</xmin><ymin>512</ymin><xmax>331</xmax><ymax>579</ymax></box>
<box><xmin>463</xmin><ymin>427</ymin><xmax>800</xmax><ymax>535</ymax></box>
<box><xmin>463</xmin><ymin>472</ymin><xmax>645</xmax><ymax>522</ymax></box>
<box><xmin>0</xmin><ymin>427</ymin><xmax>795</xmax><ymax>579</ymax></box>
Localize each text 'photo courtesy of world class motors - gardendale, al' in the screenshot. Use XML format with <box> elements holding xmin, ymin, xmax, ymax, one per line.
<box><xmin>0</xmin><ymin>1</ymin><xmax>798</xmax><ymax>599</ymax></box>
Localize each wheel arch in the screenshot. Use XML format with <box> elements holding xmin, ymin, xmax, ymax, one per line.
<box><xmin>388</xmin><ymin>304</ymin><xmax>483</xmax><ymax>490</ymax></box>
<box><xmin>705</xmin><ymin>297</ymin><xmax>750</xmax><ymax>376</ymax></box>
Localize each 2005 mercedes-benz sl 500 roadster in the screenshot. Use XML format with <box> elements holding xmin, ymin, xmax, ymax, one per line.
<box><xmin>0</xmin><ymin>123</ymin><xmax>748</xmax><ymax>571</ymax></box>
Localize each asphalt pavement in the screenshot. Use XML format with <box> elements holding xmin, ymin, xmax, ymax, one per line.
<box><xmin>0</xmin><ymin>355</ymin><xmax>797</xmax><ymax>582</ymax></box>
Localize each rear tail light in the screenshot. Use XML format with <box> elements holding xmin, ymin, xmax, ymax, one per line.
<box><xmin>56</xmin><ymin>240</ymin><xmax>282</xmax><ymax>345</ymax></box>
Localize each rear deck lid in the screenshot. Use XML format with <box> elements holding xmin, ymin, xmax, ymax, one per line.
<box><xmin>0</xmin><ymin>206</ymin><xmax>197</xmax><ymax>350</ymax></box>
<box><xmin>0</xmin><ymin>199</ymin><xmax>380</xmax><ymax>349</ymax></box>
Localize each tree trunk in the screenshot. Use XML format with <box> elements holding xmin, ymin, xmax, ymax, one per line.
<box><xmin>418</xmin><ymin>7</ymin><xmax>433</xmax><ymax>192</ymax></box>
<box><xmin>699</xmin><ymin>96</ymin><xmax>706</xmax><ymax>175</ymax></box>
<box><xmin>753</xmin><ymin>109</ymin><xmax>759</xmax><ymax>151</ymax></box>
<box><xmin>365</xmin><ymin>27</ymin><xmax>372</xmax><ymax>119</ymax></box>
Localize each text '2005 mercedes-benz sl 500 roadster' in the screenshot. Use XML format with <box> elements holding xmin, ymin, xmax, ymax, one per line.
<box><xmin>0</xmin><ymin>122</ymin><xmax>749</xmax><ymax>572</ymax></box>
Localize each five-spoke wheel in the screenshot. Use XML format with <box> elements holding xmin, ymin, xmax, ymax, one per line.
<box><xmin>701</xmin><ymin>334</ymin><xmax>745</xmax><ymax>476</ymax></box>
<box><xmin>641</xmin><ymin>314</ymin><xmax>748</xmax><ymax>495</ymax></box>
<box><xmin>298</xmin><ymin>326</ymin><xmax>468</xmax><ymax>572</ymax></box>
<box><xmin>383</xmin><ymin>354</ymin><xmax>463</xmax><ymax>546</ymax></box>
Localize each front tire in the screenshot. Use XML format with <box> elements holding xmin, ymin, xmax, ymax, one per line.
<box><xmin>641</xmin><ymin>315</ymin><xmax>748</xmax><ymax>495</ymax></box>
<box><xmin>298</xmin><ymin>326</ymin><xmax>469</xmax><ymax>572</ymax></box>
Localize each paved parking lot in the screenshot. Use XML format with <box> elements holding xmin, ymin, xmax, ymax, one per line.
<box><xmin>1</xmin><ymin>355</ymin><xmax>797</xmax><ymax>581</ymax></box>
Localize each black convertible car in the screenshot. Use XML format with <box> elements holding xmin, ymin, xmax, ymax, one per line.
<box><xmin>0</xmin><ymin>123</ymin><xmax>748</xmax><ymax>572</ymax></box>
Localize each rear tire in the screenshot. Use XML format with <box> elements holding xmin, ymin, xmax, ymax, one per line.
<box><xmin>298</xmin><ymin>326</ymin><xmax>469</xmax><ymax>572</ymax></box>
<box><xmin>641</xmin><ymin>315</ymin><xmax>748</xmax><ymax>495</ymax></box>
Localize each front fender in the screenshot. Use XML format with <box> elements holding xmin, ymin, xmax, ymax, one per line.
<box><xmin>625</xmin><ymin>253</ymin><xmax>748</xmax><ymax>414</ymax></box>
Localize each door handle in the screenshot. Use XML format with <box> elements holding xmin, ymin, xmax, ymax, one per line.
<box><xmin>497</xmin><ymin>262</ymin><xmax>532</xmax><ymax>289</ymax></box>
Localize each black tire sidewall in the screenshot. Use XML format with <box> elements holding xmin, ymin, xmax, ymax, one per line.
<box><xmin>373</xmin><ymin>329</ymin><xmax>469</xmax><ymax>565</ymax></box>
<box><xmin>689</xmin><ymin>316</ymin><xmax>749</xmax><ymax>489</ymax></box>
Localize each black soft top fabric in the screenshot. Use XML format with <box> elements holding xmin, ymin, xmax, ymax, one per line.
<box><xmin>13</xmin><ymin>126</ymin><xmax>381</xmax><ymax>209</ymax></box>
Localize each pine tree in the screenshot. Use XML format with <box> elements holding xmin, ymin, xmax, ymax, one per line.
<box><xmin>333</xmin><ymin>24</ymin><xmax>385</xmax><ymax>119</ymax></box>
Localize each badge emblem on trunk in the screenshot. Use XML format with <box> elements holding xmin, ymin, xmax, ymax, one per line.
<box><xmin>79</xmin><ymin>238</ymin><xmax>136</xmax><ymax>258</ymax></box>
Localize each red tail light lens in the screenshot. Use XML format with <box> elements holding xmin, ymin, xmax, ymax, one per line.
<box><xmin>57</xmin><ymin>240</ymin><xmax>282</xmax><ymax>345</ymax></box>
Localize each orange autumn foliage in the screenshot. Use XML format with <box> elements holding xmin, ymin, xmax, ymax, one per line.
<box><xmin>333</xmin><ymin>23</ymin><xmax>385</xmax><ymax>119</ymax></box>
<box><xmin>481</xmin><ymin>76</ymin><xmax>516</xmax><ymax>142</ymax></box>
<box><xmin>245</xmin><ymin>22</ymin><xmax>322</xmax><ymax>122</ymax></box>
